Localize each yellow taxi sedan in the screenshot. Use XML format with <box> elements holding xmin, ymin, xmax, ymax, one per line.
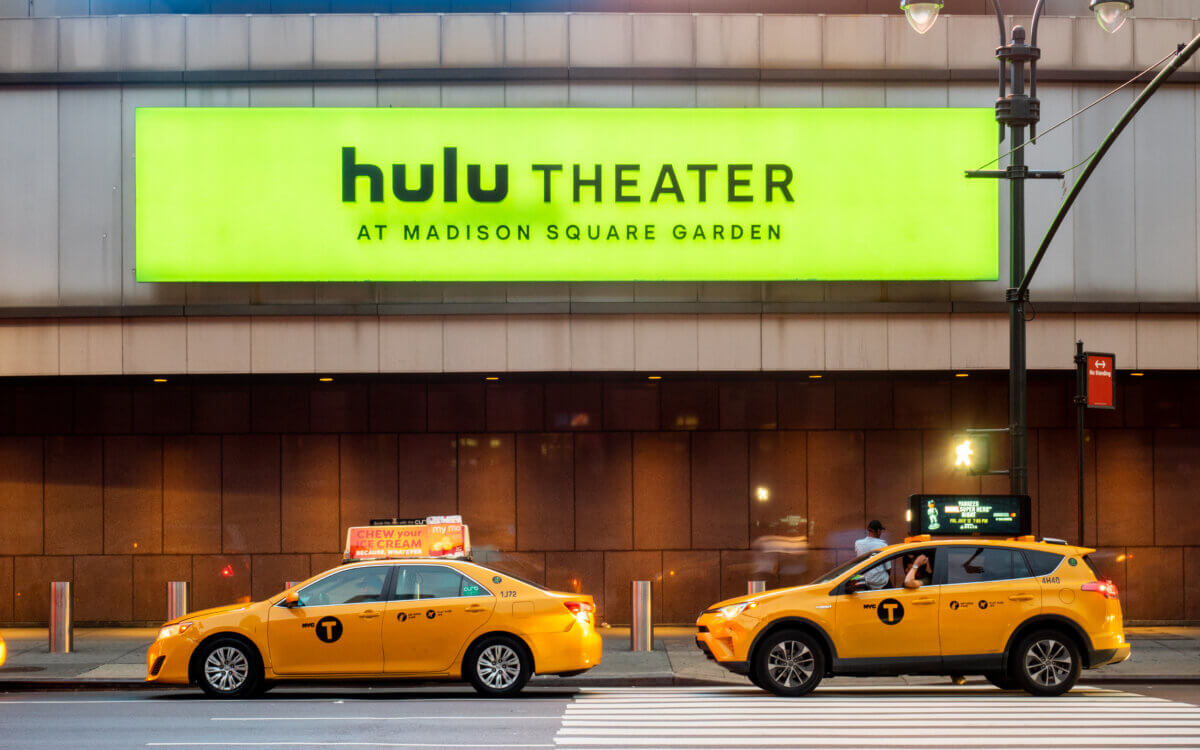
<box><xmin>148</xmin><ymin>557</ymin><xmax>600</xmax><ymax>698</ymax></box>
<box><xmin>697</xmin><ymin>535</ymin><xmax>1128</xmax><ymax>697</ymax></box>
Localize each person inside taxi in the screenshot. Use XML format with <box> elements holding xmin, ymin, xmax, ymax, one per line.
<box><xmin>904</xmin><ymin>553</ymin><xmax>933</xmax><ymax>588</ymax></box>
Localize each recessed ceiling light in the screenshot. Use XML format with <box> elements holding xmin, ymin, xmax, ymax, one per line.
<box><xmin>647</xmin><ymin>375</ymin><xmax>662</xmax><ymax>380</ymax></box>
<box><xmin>318</xmin><ymin>377</ymin><xmax>333</xmax><ymax>382</ymax></box>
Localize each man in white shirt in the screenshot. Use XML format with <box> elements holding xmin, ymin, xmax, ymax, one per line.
<box><xmin>854</xmin><ymin>520</ymin><xmax>889</xmax><ymax>589</ymax></box>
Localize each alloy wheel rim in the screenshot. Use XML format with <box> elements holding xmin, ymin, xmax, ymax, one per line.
<box><xmin>478</xmin><ymin>644</ymin><xmax>521</xmax><ymax>690</ymax></box>
<box><xmin>204</xmin><ymin>646</ymin><xmax>249</xmax><ymax>692</ymax></box>
<box><xmin>1025</xmin><ymin>638</ymin><xmax>1072</xmax><ymax>687</ymax></box>
<box><xmin>767</xmin><ymin>640</ymin><xmax>815</xmax><ymax>688</ymax></box>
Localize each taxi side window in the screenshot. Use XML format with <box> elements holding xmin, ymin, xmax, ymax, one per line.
<box><xmin>294</xmin><ymin>566</ymin><xmax>390</xmax><ymax>607</ymax></box>
<box><xmin>855</xmin><ymin>548</ymin><xmax>937</xmax><ymax>590</ymax></box>
<box><xmin>945</xmin><ymin>547</ymin><xmax>1032</xmax><ymax>585</ymax></box>
<box><xmin>1024</xmin><ymin>550</ymin><xmax>1065</xmax><ymax>577</ymax></box>
<box><xmin>394</xmin><ymin>566</ymin><xmax>489</xmax><ymax>600</ymax></box>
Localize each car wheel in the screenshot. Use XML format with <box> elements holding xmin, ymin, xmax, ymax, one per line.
<box><xmin>196</xmin><ymin>638</ymin><xmax>262</xmax><ymax>699</ymax></box>
<box><xmin>1012</xmin><ymin>630</ymin><xmax>1081</xmax><ymax>697</ymax></box>
<box><xmin>984</xmin><ymin>671</ymin><xmax>1019</xmax><ymax>690</ymax></box>
<box><xmin>753</xmin><ymin>629</ymin><xmax>825</xmax><ymax>697</ymax></box>
<box><xmin>466</xmin><ymin>635</ymin><xmax>532</xmax><ymax>697</ymax></box>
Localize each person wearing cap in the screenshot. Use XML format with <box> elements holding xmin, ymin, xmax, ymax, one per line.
<box><xmin>854</xmin><ymin>520</ymin><xmax>889</xmax><ymax>590</ymax></box>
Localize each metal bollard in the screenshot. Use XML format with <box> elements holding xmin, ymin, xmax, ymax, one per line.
<box><xmin>166</xmin><ymin>581</ymin><xmax>189</xmax><ymax>621</ymax></box>
<box><xmin>49</xmin><ymin>581</ymin><xmax>73</xmax><ymax>653</ymax></box>
<box><xmin>748</xmin><ymin>580</ymin><xmax>767</xmax><ymax>595</ymax></box>
<box><xmin>630</xmin><ymin>580</ymin><xmax>653</xmax><ymax>652</ymax></box>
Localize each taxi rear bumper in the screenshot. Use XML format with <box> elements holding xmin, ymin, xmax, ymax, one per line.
<box><xmin>1090</xmin><ymin>642</ymin><xmax>1131</xmax><ymax>668</ymax></box>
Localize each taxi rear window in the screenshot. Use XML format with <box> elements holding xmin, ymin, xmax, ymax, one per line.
<box><xmin>1082</xmin><ymin>554</ymin><xmax>1105</xmax><ymax>580</ymax></box>
<box><xmin>1023</xmin><ymin>550</ymin><xmax>1065</xmax><ymax>576</ymax></box>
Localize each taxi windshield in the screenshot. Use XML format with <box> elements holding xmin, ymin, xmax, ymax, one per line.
<box><xmin>809</xmin><ymin>551</ymin><xmax>883</xmax><ymax>584</ymax></box>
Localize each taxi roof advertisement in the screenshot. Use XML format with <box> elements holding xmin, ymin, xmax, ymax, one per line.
<box><xmin>134</xmin><ymin>107</ymin><xmax>998</xmax><ymax>282</ymax></box>
<box><xmin>345</xmin><ymin>521</ymin><xmax>469</xmax><ymax>561</ymax></box>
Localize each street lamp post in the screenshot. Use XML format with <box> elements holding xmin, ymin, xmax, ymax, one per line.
<box><xmin>900</xmin><ymin>0</ymin><xmax>1133</xmax><ymax>497</ymax></box>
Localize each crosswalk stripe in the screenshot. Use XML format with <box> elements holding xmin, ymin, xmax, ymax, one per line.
<box><xmin>553</xmin><ymin>686</ymin><xmax>1200</xmax><ymax>749</ymax></box>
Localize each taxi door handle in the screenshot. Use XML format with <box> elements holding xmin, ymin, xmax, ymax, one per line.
<box><xmin>913</xmin><ymin>597</ymin><xmax>936</xmax><ymax>605</ymax></box>
<box><xmin>1009</xmin><ymin>594</ymin><xmax>1035</xmax><ymax>602</ymax></box>
<box><xmin>359</xmin><ymin>611</ymin><xmax>380</xmax><ymax>619</ymax></box>
<box><xmin>465</xmin><ymin>605</ymin><xmax>488</xmax><ymax>613</ymax></box>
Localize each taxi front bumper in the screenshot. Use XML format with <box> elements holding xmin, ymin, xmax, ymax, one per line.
<box><xmin>145</xmin><ymin>635</ymin><xmax>196</xmax><ymax>685</ymax></box>
<box><xmin>695</xmin><ymin>613</ymin><xmax>758</xmax><ymax>675</ymax></box>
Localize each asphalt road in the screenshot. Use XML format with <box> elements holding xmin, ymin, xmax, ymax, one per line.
<box><xmin>0</xmin><ymin>683</ymin><xmax>1197</xmax><ymax>749</ymax></box>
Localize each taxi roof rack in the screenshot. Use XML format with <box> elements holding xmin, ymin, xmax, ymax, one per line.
<box><xmin>902</xmin><ymin>534</ymin><xmax>1073</xmax><ymax>545</ymax></box>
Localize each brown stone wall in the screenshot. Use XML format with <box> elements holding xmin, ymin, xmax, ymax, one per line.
<box><xmin>0</xmin><ymin>372</ymin><xmax>1195</xmax><ymax>625</ymax></box>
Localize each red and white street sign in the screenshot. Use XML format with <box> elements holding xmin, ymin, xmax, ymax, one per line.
<box><xmin>1085</xmin><ymin>352</ymin><xmax>1115</xmax><ymax>409</ymax></box>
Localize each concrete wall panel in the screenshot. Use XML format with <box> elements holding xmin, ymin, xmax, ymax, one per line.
<box><xmin>0</xmin><ymin>88</ymin><xmax>59</xmax><ymax>306</ymax></box>
<box><xmin>58</xmin><ymin>87</ymin><xmax>123</xmax><ymax>306</ymax></box>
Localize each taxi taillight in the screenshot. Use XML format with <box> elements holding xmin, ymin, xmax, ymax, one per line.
<box><xmin>1081</xmin><ymin>579</ymin><xmax>1119</xmax><ymax>599</ymax></box>
<box><xmin>565</xmin><ymin>601</ymin><xmax>594</xmax><ymax>624</ymax></box>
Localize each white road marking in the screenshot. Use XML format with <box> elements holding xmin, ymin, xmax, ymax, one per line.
<box><xmin>555</xmin><ymin>687</ymin><xmax>1200</xmax><ymax>749</ymax></box>
<box><xmin>212</xmin><ymin>716</ymin><xmax>563</xmax><ymax>721</ymax></box>
<box><xmin>145</xmin><ymin>739</ymin><xmax>552</xmax><ymax>744</ymax></box>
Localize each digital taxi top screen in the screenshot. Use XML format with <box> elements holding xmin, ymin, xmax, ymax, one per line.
<box><xmin>908</xmin><ymin>494</ymin><xmax>1031</xmax><ymax>536</ymax></box>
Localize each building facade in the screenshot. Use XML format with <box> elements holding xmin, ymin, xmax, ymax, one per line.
<box><xmin>1</xmin><ymin>1</ymin><xmax>1199</xmax><ymax>625</ymax></box>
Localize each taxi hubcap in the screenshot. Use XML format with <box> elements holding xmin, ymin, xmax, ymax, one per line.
<box><xmin>204</xmin><ymin>646</ymin><xmax>249</xmax><ymax>692</ymax></box>
<box><xmin>767</xmin><ymin>640</ymin><xmax>814</xmax><ymax>688</ymax></box>
<box><xmin>478</xmin><ymin>644</ymin><xmax>521</xmax><ymax>689</ymax></box>
<box><xmin>1025</xmin><ymin>639</ymin><xmax>1072</xmax><ymax>687</ymax></box>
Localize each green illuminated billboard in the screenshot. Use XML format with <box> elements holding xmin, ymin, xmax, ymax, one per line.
<box><xmin>135</xmin><ymin>108</ymin><xmax>997</xmax><ymax>282</ymax></box>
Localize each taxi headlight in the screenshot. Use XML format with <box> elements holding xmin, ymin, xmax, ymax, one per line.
<box><xmin>157</xmin><ymin>621</ymin><xmax>193</xmax><ymax>641</ymax></box>
<box><xmin>718</xmin><ymin>602</ymin><xmax>756</xmax><ymax>620</ymax></box>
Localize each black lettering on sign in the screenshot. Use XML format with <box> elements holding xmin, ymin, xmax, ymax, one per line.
<box><xmin>426</xmin><ymin>609</ymin><xmax>436</xmax><ymax>620</ymax></box>
<box><xmin>877</xmin><ymin>598</ymin><xmax>905</xmax><ymax>625</ymax></box>
<box><xmin>978</xmin><ymin>600</ymin><xmax>989</xmax><ymax>610</ymax></box>
<box><xmin>397</xmin><ymin>612</ymin><xmax>407</xmax><ymax>622</ymax></box>
<box><xmin>315</xmin><ymin>616</ymin><xmax>343</xmax><ymax>643</ymax></box>
<box><xmin>949</xmin><ymin>600</ymin><xmax>960</xmax><ymax>610</ymax></box>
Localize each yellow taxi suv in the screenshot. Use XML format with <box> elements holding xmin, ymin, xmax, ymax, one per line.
<box><xmin>147</xmin><ymin>519</ymin><xmax>601</xmax><ymax>698</ymax></box>
<box><xmin>696</xmin><ymin>495</ymin><xmax>1129</xmax><ymax>697</ymax></box>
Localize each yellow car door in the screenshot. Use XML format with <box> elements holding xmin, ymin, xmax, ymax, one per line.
<box><xmin>832</xmin><ymin>548</ymin><xmax>942</xmax><ymax>665</ymax></box>
<box><xmin>267</xmin><ymin>564</ymin><xmax>390</xmax><ymax>675</ymax></box>
<box><xmin>939</xmin><ymin>545</ymin><xmax>1041</xmax><ymax>665</ymax></box>
<box><xmin>382</xmin><ymin>564</ymin><xmax>496</xmax><ymax>674</ymax></box>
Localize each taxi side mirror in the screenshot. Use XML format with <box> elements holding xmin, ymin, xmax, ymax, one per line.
<box><xmin>846</xmin><ymin>578</ymin><xmax>869</xmax><ymax>594</ymax></box>
<box><xmin>284</xmin><ymin>591</ymin><xmax>300</xmax><ymax>608</ymax></box>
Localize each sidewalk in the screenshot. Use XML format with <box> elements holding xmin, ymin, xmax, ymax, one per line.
<box><xmin>0</xmin><ymin>625</ymin><xmax>1196</xmax><ymax>690</ymax></box>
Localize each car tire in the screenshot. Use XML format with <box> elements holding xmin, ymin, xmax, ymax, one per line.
<box><xmin>466</xmin><ymin>635</ymin><xmax>532</xmax><ymax>697</ymax></box>
<box><xmin>984</xmin><ymin>671</ymin><xmax>1019</xmax><ymax>691</ymax></box>
<box><xmin>1012</xmin><ymin>629</ymin><xmax>1081</xmax><ymax>697</ymax></box>
<box><xmin>196</xmin><ymin>637</ymin><xmax>263</xmax><ymax>699</ymax></box>
<box><xmin>752</xmin><ymin>629</ymin><xmax>825</xmax><ymax>697</ymax></box>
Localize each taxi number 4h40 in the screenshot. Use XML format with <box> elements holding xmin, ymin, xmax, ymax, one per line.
<box><xmin>147</xmin><ymin>519</ymin><xmax>601</xmax><ymax>697</ymax></box>
<box><xmin>696</xmin><ymin>534</ymin><xmax>1129</xmax><ymax>697</ymax></box>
